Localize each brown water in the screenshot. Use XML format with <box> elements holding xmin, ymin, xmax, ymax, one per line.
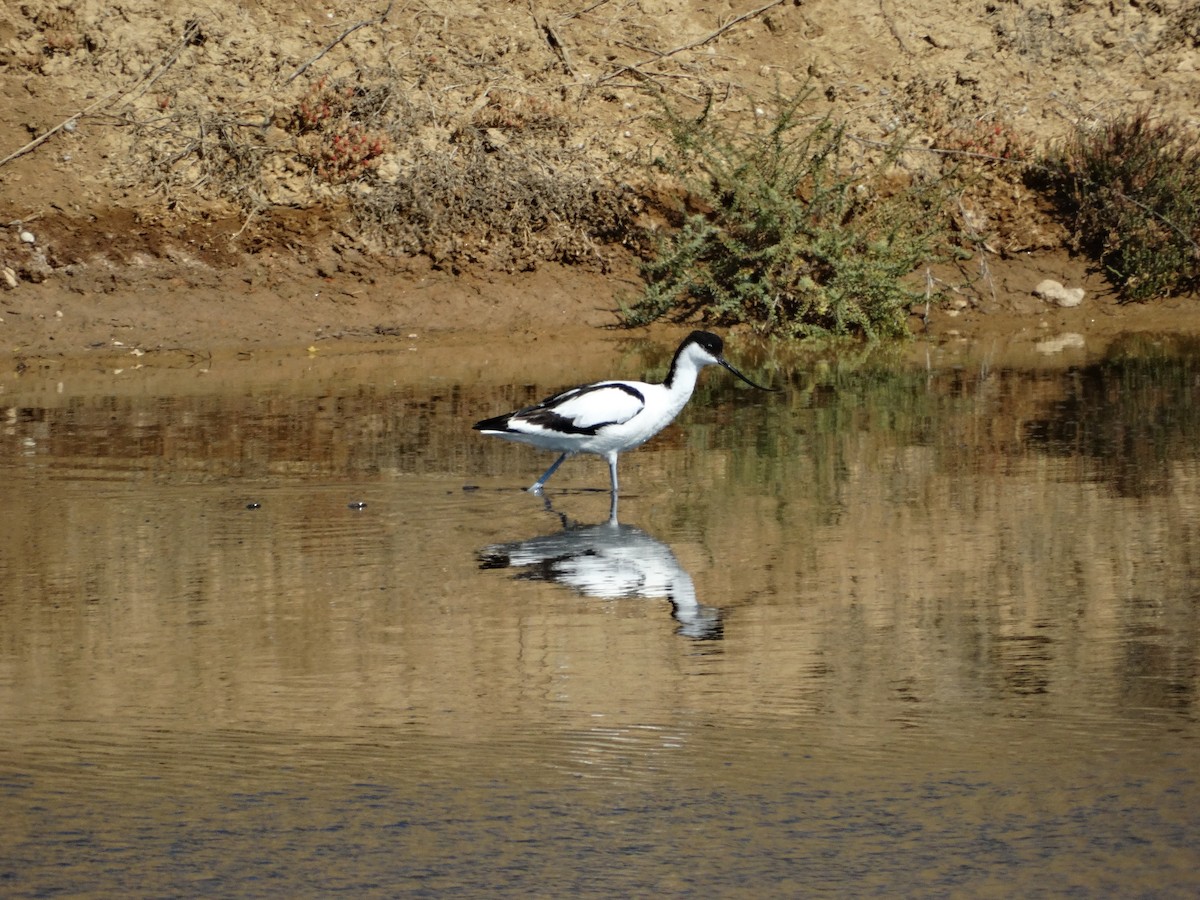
<box><xmin>2</xmin><ymin>335</ymin><xmax>1199</xmax><ymax>897</ymax></box>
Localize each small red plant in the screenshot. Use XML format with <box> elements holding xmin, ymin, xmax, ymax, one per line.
<box><xmin>293</xmin><ymin>76</ymin><xmax>356</xmax><ymax>133</ymax></box>
<box><xmin>315</xmin><ymin>125</ymin><xmax>390</xmax><ymax>182</ymax></box>
<box><xmin>936</xmin><ymin>117</ymin><xmax>1031</xmax><ymax>163</ymax></box>
<box><xmin>291</xmin><ymin>76</ymin><xmax>390</xmax><ymax>183</ymax></box>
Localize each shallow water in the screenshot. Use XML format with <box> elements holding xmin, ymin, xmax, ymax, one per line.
<box><xmin>2</xmin><ymin>334</ymin><xmax>1199</xmax><ymax>897</ymax></box>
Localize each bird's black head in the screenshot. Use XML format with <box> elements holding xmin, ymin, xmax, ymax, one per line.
<box><xmin>687</xmin><ymin>330</ymin><xmax>724</xmax><ymax>359</ymax></box>
<box><xmin>678</xmin><ymin>330</ymin><xmax>776</xmax><ymax>392</ymax></box>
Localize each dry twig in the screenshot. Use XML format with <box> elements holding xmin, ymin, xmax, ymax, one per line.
<box><xmin>599</xmin><ymin>0</ymin><xmax>784</xmax><ymax>84</ymax></box>
<box><xmin>528</xmin><ymin>0</ymin><xmax>575</xmax><ymax>75</ymax></box>
<box><xmin>563</xmin><ymin>0</ymin><xmax>613</xmax><ymax>19</ymax></box>
<box><xmin>0</xmin><ymin>21</ymin><xmax>202</xmax><ymax>170</ymax></box>
<box><xmin>283</xmin><ymin>1</ymin><xmax>396</xmax><ymax>86</ymax></box>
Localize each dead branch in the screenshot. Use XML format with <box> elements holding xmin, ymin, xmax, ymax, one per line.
<box><xmin>878</xmin><ymin>0</ymin><xmax>916</xmax><ymax>55</ymax></box>
<box><xmin>0</xmin><ymin>20</ymin><xmax>202</xmax><ymax>170</ymax></box>
<box><xmin>529</xmin><ymin>0</ymin><xmax>575</xmax><ymax>75</ymax></box>
<box><xmin>562</xmin><ymin>0</ymin><xmax>614</xmax><ymax>19</ymax></box>
<box><xmin>283</xmin><ymin>1</ymin><xmax>396</xmax><ymax>86</ymax></box>
<box><xmin>599</xmin><ymin>0</ymin><xmax>785</xmax><ymax>84</ymax></box>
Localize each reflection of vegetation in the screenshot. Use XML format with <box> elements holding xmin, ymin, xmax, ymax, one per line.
<box><xmin>1024</xmin><ymin>334</ymin><xmax>1200</xmax><ymax>496</ymax></box>
<box><xmin>680</xmin><ymin>345</ymin><xmax>967</xmax><ymax>523</ymax></box>
<box><xmin>674</xmin><ymin>335</ymin><xmax>1200</xmax><ymax>507</ymax></box>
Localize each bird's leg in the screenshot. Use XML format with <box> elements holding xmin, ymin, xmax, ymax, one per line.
<box><xmin>528</xmin><ymin>452</ymin><xmax>569</xmax><ymax>493</ymax></box>
<box><xmin>607</xmin><ymin>453</ymin><xmax>619</xmax><ymax>496</ymax></box>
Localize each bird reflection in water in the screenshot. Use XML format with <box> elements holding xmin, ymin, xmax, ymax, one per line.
<box><xmin>477</xmin><ymin>498</ymin><xmax>723</xmax><ymax>641</ymax></box>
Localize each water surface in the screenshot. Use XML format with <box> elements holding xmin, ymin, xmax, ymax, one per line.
<box><xmin>2</xmin><ymin>334</ymin><xmax>1198</xmax><ymax>896</ymax></box>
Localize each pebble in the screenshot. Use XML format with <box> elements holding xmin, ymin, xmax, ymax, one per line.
<box><xmin>1034</xmin><ymin>279</ymin><xmax>1085</xmax><ymax>307</ymax></box>
<box><xmin>19</xmin><ymin>231</ymin><xmax>35</xmax><ymax>244</ymax></box>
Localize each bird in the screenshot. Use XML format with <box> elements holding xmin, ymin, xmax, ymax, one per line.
<box><xmin>472</xmin><ymin>330</ymin><xmax>775</xmax><ymax>495</ymax></box>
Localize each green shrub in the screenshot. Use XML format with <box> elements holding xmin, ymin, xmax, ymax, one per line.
<box><xmin>621</xmin><ymin>89</ymin><xmax>945</xmax><ymax>339</ymax></box>
<box><xmin>1043</xmin><ymin>111</ymin><xmax>1200</xmax><ymax>302</ymax></box>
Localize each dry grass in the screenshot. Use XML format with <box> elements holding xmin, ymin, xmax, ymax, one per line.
<box><xmin>122</xmin><ymin>53</ymin><xmax>641</xmax><ymax>272</ymax></box>
<box><xmin>93</xmin><ymin>0</ymin><xmax>1198</xmax><ymax>313</ymax></box>
<box><xmin>1041</xmin><ymin>110</ymin><xmax>1200</xmax><ymax>302</ymax></box>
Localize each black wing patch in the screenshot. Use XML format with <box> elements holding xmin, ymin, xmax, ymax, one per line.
<box><xmin>474</xmin><ymin>383</ymin><xmax>645</xmax><ymax>436</ymax></box>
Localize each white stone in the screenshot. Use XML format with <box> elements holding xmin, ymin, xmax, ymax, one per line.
<box><xmin>1034</xmin><ymin>279</ymin><xmax>1085</xmax><ymax>307</ymax></box>
<box><xmin>19</xmin><ymin>231</ymin><xmax>35</xmax><ymax>244</ymax></box>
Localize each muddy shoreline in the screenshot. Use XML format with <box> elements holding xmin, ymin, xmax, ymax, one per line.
<box><xmin>5</xmin><ymin>243</ymin><xmax>1200</xmax><ymax>377</ymax></box>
